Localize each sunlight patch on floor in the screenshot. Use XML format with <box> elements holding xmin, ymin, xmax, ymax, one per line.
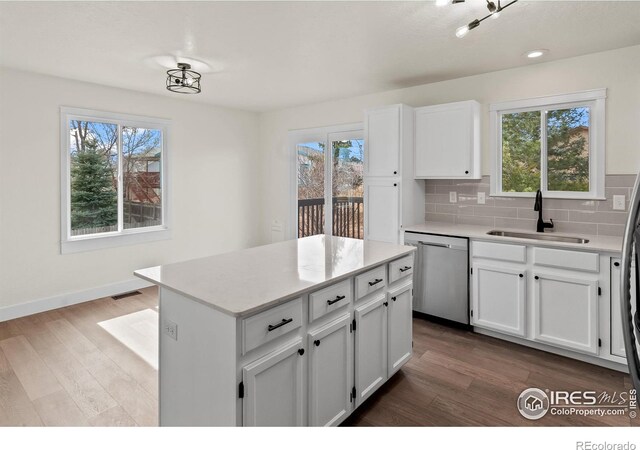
<box><xmin>98</xmin><ymin>308</ymin><xmax>158</xmax><ymax>369</ymax></box>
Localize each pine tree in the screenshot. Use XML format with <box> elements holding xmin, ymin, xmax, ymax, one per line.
<box><xmin>70</xmin><ymin>143</ymin><xmax>117</xmax><ymax>231</ymax></box>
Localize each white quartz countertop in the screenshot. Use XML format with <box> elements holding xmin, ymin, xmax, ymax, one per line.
<box><xmin>134</xmin><ymin>235</ymin><xmax>415</xmax><ymax>317</ymax></box>
<box><xmin>403</xmin><ymin>222</ymin><xmax>623</xmax><ymax>254</ymax></box>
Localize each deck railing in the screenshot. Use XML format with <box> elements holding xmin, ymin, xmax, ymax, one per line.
<box><xmin>298</xmin><ymin>196</ymin><xmax>364</xmax><ymax>239</ymax></box>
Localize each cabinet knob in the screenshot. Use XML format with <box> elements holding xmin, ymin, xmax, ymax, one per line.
<box><xmin>383</xmin><ymin>301</ymin><xmax>389</xmax><ymax>307</ymax></box>
<box><xmin>393</xmin><ymin>183</ymin><xmax>397</xmax><ymax>187</ymax></box>
<box><xmin>535</xmin><ymin>276</ymin><xmax>539</xmax><ymax>280</ymax></box>
<box><xmin>465</xmin><ymin>170</ymin><xmax>469</xmax><ymax>175</ymax></box>
<box><xmin>519</xmin><ymin>274</ymin><xmax>523</xmax><ymax>278</ymax></box>
<box><xmin>392</xmin><ymin>296</ymin><xmax>397</xmax><ymax>301</ymax></box>
<box><xmin>614</xmin><ymin>262</ymin><xmax>620</xmax><ymax>267</ymax></box>
<box><xmin>314</xmin><ymin>340</ymin><xmax>320</xmax><ymax>347</ymax></box>
<box><xmin>393</xmin><ymin>171</ymin><xmax>397</xmax><ymax>175</ymax></box>
<box><xmin>298</xmin><ymin>348</ymin><xmax>305</xmax><ymax>356</ymax></box>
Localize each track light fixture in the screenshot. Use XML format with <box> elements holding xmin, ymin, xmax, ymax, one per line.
<box><xmin>453</xmin><ymin>0</ymin><xmax>519</xmax><ymax>38</ymax></box>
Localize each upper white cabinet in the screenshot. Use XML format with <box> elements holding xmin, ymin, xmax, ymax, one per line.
<box><xmin>364</xmin><ymin>105</ymin><xmax>404</xmax><ymax>177</ymax></box>
<box><xmin>414</xmin><ymin>100</ymin><xmax>481</xmax><ymax>179</ymax></box>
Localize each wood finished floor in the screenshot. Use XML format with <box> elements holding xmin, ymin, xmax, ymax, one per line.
<box><xmin>0</xmin><ymin>287</ymin><xmax>636</xmax><ymax>426</ymax></box>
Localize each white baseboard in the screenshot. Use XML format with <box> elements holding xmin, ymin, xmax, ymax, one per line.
<box><xmin>0</xmin><ymin>278</ymin><xmax>154</xmax><ymax>322</ymax></box>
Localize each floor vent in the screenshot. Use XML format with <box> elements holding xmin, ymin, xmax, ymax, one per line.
<box><xmin>112</xmin><ymin>290</ymin><xmax>142</xmax><ymax>300</ymax></box>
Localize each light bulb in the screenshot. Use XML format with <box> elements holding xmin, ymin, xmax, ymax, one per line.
<box><xmin>492</xmin><ymin>10</ymin><xmax>501</xmax><ymax>19</ymax></box>
<box><xmin>456</xmin><ymin>25</ymin><xmax>470</xmax><ymax>38</ymax></box>
<box><xmin>184</xmin><ymin>78</ymin><xmax>194</xmax><ymax>86</ymax></box>
<box><xmin>526</xmin><ymin>50</ymin><xmax>546</xmax><ymax>58</ymax></box>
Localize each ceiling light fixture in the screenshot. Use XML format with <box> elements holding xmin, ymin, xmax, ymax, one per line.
<box><xmin>526</xmin><ymin>49</ymin><xmax>548</xmax><ymax>58</ymax></box>
<box><xmin>436</xmin><ymin>0</ymin><xmax>466</xmax><ymax>5</ymax></box>
<box><xmin>455</xmin><ymin>0</ymin><xmax>519</xmax><ymax>38</ymax></box>
<box><xmin>166</xmin><ymin>63</ymin><xmax>201</xmax><ymax>94</ymax></box>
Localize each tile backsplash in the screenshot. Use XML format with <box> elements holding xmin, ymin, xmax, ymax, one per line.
<box><xmin>424</xmin><ymin>175</ymin><xmax>637</xmax><ymax>237</ymax></box>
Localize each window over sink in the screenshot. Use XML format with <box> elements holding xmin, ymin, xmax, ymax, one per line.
<box><xmin>490</xmin><ymin>89</ymin><xmax>605</xmax><ymax>199</ymax></box>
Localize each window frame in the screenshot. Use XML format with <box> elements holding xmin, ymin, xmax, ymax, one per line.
<box><xmin>288</xmin><ymin>122</ymin><xmax>363</xmax><ymax>240</ymax></box>
<box><xmin>60</xmin><ymin>106</ymin><xmax>171</xmax><ymax>254</ymax></box>
<box><xmin>490</xmin><ymin>89</ymin><xmax>606</xmax><ymax>200</ymax></box>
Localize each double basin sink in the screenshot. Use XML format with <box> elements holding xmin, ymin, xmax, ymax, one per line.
<box><xmin>486</xmin><ymin>230</ymin><xmax>590</xmax><ymax>244</ymax></box>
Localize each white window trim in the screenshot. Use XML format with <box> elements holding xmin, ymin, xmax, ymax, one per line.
<box><xmin>60</xmin><ymin>106</ymin><xmax>171</xmax><ymax>254</ymax></box>
<box><xmin>490</xmin><ymin>88</ymin><xmax>606</xmax><ymax>200</ymax></box>
<box><xmin>288</xmin><ymin>122</ymin><xmax>363</xmax><ymax>240</ymax></box>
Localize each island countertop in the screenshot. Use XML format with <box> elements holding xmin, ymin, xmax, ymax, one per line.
<box><xmin>134</xmin><ymin>235</ymin><xmax>415</xmax><ymax>317</ymax></box>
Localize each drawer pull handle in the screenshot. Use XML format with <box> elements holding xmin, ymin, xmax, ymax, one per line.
<box><xmin>399</xmin><ymin>266</ymin><xmax>412</xmax><ymax>272</ymax></box>
<box><xmin>267</xmin><ymin>318</ymin><xmax>293</xmax><ymax>332</ymax></box>
<box><xmin>314</xmin><ymin>339</ymin><xmax>321</xmax><ymax>347</ymax></box>
<box><xmin>369</xmin><ymin>278</ymin><xmax>383</xmax><ymax>286</ymax></box>
<box><xmin>327</xmin><ymin>295</ymin><xmax>346</xmax><ymax>306</ymax></box>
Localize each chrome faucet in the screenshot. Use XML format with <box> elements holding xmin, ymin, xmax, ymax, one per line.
<box><xmin>534</xmin><ymin>190</ymin><xmax>554</xmax><ymax>233</ymax></box>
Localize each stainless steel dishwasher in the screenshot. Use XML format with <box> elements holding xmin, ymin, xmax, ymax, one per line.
<box><xmin>404</xmin><ymin>232</ymin><xmax>469</xmax><ymax>325</ymax></box>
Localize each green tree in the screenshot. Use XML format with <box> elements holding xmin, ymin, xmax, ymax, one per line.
<box><xmin>70</xmin><ymin>142</ymin><xmax>118</xmax><ymax>231</ymax></box>
<box><xmin>501</xmin><ymin>111</ymin><xmax>541</xmax><ymax>193</ymax></box>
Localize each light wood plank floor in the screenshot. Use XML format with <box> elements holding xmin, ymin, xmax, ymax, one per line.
<box><xmin>0</xmin><ymin>287</ymin><xmax>637</xmax><ymax>426</ymax></box>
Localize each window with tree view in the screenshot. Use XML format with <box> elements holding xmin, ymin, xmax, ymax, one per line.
<box><xmin>64</xmin><ymin>110</ymin><xmax>167</xmax><ymax>247</ymax></box>
<box><xmin>495</xmin><ymin>90</ymin><xmax>605</xmax><ymax>199</ymax></box>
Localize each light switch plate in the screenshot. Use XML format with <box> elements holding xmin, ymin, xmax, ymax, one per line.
<box><xmin>163</xmin><ymin>319</ymin><xmax>178</xmax><ymax>341</ymax></box>
<box><xmin>449</xmin><ymin>192</ymin><xmax>457</xmax><ymax>203</ymax></box>
<box><xmin>477</xmin><ymin>192</ymin><xmax>486</xmax><ymax>205</ymax></box>
<box><xmin>613</xmin><ymin>195</ymin><xmax>626</xmax><ymax>211</ymax></box>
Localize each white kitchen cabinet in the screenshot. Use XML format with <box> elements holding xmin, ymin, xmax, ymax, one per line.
<box><xmin>532</xmin><ymin>272</ymin><xmax>599</xmax><ymax>355</ymax></box>
<box><xmin>414</xmin><ymin>100</ymin><xmax>481</xmax><ymax>179</ymax></box>
<box><xmin>364</xmin><ymin>105</ymin><xmax>403</xmax><ymax>177</ymax></box>
<box><xmin>610</xmin><ymin>258</ymin><xmax>636</xmax><ymax>358</ymax></box>
<box><xmin>364</xmin><ymin>178</ymin><xmax>400</xmax><ymax>243</ymax></box>
<box><xmin>354</xmin><ymin>293</ymin><xmax>388</xmax><ymax>406</ymax></box>
<box><xmin>242</xmin><ymin>338</ymin><xmax>305</xmax><ymax>426</ymax></box>
<box><xmin>387</xmin><ymin>283</ymin><xmax>413</xmax><ymax>377</ymax></box>
<box><xmin>307</xmin><ymin>314</ymin><xmax>353</xmax><ymax>427</ymax></box>
<box><xmin>471</xmin><ymin>263</ymin><xmax>526</xmax><ymax>337</ymax></box>
<box><xmin>364</xmin><ymin>104</ymin><xmax>424</xmax><ymax>244</ymax></box>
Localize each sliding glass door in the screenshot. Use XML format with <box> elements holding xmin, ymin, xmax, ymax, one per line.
<box><xmin>293</xmin><ymin>127</ymin><xmax>364</xmax><ymax>239</ymax></box>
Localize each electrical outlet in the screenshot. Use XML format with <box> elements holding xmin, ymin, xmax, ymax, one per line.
<box><xmin>613</xmin><ymin>195</ymin><xmax>626</xmax><ymax>211</ymax></box>
<box><xmin>477</xmin><ymin>192</ymin><xmax>486</xmax><ymax>205</ymax></box>
<box><xmin>449</xmin><ymin>191</ymin><xmax>457</xmax><ymax>203</ymax></box>
<box><xmin>163</xmin><ymin>319</ymin><xmax>178</xmax><ymax>341</ymax></box>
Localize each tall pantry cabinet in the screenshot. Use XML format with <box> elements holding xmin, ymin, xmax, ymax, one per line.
<box><xmin>363</xmin><ymin>104</ymin><xmax>425</xmax><ymax>244</ymax></box>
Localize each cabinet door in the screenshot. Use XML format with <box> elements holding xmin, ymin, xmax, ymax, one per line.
<box><xmin>242</xmin><ymin>339</ymin><xmax>305</xmax><ymax>426</ymax></box>
<box><xmin>308</xmin><ymin>314</ymin><xmax>352</xmax><ymax>427</ymax></box>
<box><xmin>354</xmin><ymin>294</ymin><xmax>387</xmax><ymax>406</ymax></box>
<box><xmin>532</xmin><ymin>272</ymin><xmax>599</xmax><ymax>355</ymax></box>
<box><xmin>611</xmin><ymin>259</ymin><xmax>626</xmax><ymax>357</ymax></box>
<box><xmin>414</xmin><ymin>101</ymin><xmax>478</xmax><ymax>179</ymax></box>
<box><xmin>471</xmin><ymin>263</ymin><xmax>526</xmax><ymax>337</ymax></box>
<box><xmin>364</xmin><ymin>179</ymin><xmax>400</xmax><ymax>244</ymax></box>
<box><xmin>365</xmin><ymin>106</ymin><xmax>400</xmax><ymax>177</ymax></box>
<box><xmin>387</xmin><ymin>283</ymin><xmax>413</xmax><ymax>377</ymax></box>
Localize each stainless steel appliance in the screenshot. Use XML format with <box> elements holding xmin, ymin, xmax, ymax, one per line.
<box><xmin>621</xmin><ymin>173</ymin><xmax>640</xmax><ymax>390</ymax></box>
<box><xmin>404</xmin><ymin>232</ymin><xmax>469</xmax><ymax>325</ymax></box>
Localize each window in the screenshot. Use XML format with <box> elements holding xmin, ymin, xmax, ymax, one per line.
<box><xmin>289</xmin><ymin>124</ymin><xmax>364</xmax><ymax>240</ymax></box>
<box><xmin>61</xmin><ymin>107</ymin><xmax>170</xmax><ymax>253</ymax></box>
<box><xmin>490</xmin><ymin>89</ymin><xmax>605</xmax><ymax>199</ymax></box>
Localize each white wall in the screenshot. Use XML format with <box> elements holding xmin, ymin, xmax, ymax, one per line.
<box><xmin>0</xmin><ymin>68</ymin><xmax>261</xmax><ymax>312</ymax></box>
<box><xmin>258</xmin><ymin>44</ymin><xmax>640</xmax><ymax>243</ymax></box>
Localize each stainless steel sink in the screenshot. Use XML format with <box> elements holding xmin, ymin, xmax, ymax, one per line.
<box><xmin>486</xmin><ymin>230</ymin><xmax>590</xmax><ymax>244</ymax></box>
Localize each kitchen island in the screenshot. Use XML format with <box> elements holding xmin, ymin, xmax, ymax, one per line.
<box><xmin>135</xmin><ymin>235</ymin><xmax>415</xmax><ymax>426</ymax></box>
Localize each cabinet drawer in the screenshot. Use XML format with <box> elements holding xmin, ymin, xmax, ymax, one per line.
<box><xmin>472</xmin><ymin>241</ymin><xmax>526</xmax><ymax>263</ymax></box>
<box><xmin>309</xmin><ymin>279</ymin><xmax>352</xmax><ymax>323</ymax></box>
<box><xmin>533</xmin><ymin>247</ymin><xmax>599</xmax><ymax>273</ymax></box>
<box><xmin>388</xmin><ymin>254</ymin><xmax>414</xmax><ymax>284</ymax></box>
<box><xmin>242</xmin><ymin>298</ymin><xmax>303</xmax><ymax>354</ymax></box>
<box><xmin>355</xmin><ymin>265</ymin><xmax>386</xmax><ymax>300</ymax></box>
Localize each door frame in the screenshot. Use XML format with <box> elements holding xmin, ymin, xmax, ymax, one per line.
<box><xmin>288</xmin><ymin>122</ymin><xmax>363</xmax><ymax>239</ymax></box>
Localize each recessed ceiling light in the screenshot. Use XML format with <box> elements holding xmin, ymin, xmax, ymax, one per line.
<box><xmin>526</xmin><ymin>49</ymin><xmax>548</xmax><ymax>59</ymax></box>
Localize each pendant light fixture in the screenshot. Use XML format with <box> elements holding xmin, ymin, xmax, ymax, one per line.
<box><xmin>166</xmin><ymin>63</ymin><xmax>202</xmax><ymax>94</ymax></box>
<box><xmin>454</xmin><ymin>0</ymin><xmax>519</xmax><ymax>38</ymax></box>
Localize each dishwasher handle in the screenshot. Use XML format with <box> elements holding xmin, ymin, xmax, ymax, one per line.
<box><xmin>418</xmin><ymin>241</ymin><xmax>451</xmax><ymax>249</ymax></box>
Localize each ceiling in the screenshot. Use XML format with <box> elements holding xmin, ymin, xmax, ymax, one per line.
<box><xmin>1</xmin><ymin>1</ymin><xmax>639</xmax><ymax>112</ymax></box>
